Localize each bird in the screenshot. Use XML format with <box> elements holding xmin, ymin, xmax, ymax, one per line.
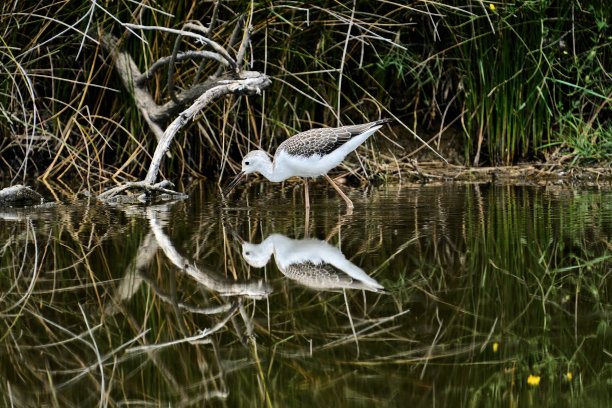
<box><xmin>224</xmin><ymin>118</ymin><xmax>392</xmax><ymax>209</ymax></box>
<box><xmin>240</xmin><ymin>233</ymin><xmax>385</xmax><ymax>292</ymax></box>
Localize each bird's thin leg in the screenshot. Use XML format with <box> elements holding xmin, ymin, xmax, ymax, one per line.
<box><xmin>324</xmin><ymin>175</ymin><xmax>354</xmax><ymax>209</ymax></box>
<box><xmin>303</xmin><ymin>178</ymin><xmax>311</xmax><ymax>210</ymax></box>
<box><xmin>304</xmin><ymin>178</ymin><xmax>310</xmax><ymax>236</ymax></box>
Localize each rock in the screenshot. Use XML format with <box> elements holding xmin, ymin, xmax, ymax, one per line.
<box><xmin>0</xmin><ymin>185</ymin><xmax>44</xmax><ymax>206</ymax></box>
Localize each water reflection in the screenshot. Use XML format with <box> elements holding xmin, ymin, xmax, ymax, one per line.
<box><xmin>0</xmin><ymin>182</ymin><xmax>610</xmax><ymax>407</ymax></box>
<box><xmin>240</xmin><ymin>233</ymin><xmax>385</xmax><ymax>292</ymax></box>
<box><xmin>107</xmin><ymin>204</ymin><xmax>272</xmax><ymax>318</ymax></box>
<box><xmin>148</xmin><ymin>205</ymin><xmax>271</xmax><ymax>299</ymax></box>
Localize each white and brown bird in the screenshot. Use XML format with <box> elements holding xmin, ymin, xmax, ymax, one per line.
<box><xmin>225</xmin><ymin>119</ymin><xmax>392</xmax><ymax>208</ymax></box>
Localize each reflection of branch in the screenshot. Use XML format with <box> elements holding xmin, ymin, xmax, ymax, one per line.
<box><xmin>107</xmin><ymin>202</ymin><xmax>271</xmax><ymax>315</ymax></box>
<box><xmin>105</xmin><ymin>231</ymin><xmax>158</xmax><ymax>315</ymax></box>
<box><xmin>127</xmin><ymin>302</ymin><xmax>239</xmax><ymax>353</ymax></box>
<box><xmin>137</xmin><ymin>270</ymin><xmax>235</xmax><ymax>315</ymax></box>
<box><xmin>148</xmin><ymin>209</ymin><xmax>271</xmax><ymax>298</ymax></box>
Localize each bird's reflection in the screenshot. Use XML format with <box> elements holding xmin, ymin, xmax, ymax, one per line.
<box><xmin>241</xmin><ymin>233</ymin><xmax>385</xmax><ymax>292</ymax></box>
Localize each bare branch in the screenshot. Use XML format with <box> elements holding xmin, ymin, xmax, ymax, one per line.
<box><xmin>123</xmin><ymin>23</ymin><xmax>237</xmax><ymax>69</ymax></box>
<box><xmin>98</xmin><ymin>14</ymin><xmax>271</xmax><ymax>201</ymax></box>
<box><xmin>99</xmin><ymin>32</ymin><xmax>165</xmax><ymax>142</ymax></box>
<box><xmin>136</xmin><ymin>51</ymin><xmax>231</xmax><ymax>86</ymax></box>
<box><xmin>144</xmin><ymin>71</ymin><xmax>271</xmax><ymax>184</ymax></box>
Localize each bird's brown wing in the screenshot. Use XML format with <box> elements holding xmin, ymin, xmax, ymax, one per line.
<box><xmin>275</xmin><ymin>120</ymin><xmax>389</xmax><ymax>159</ymax></box>
<box><xmin>284</xmin><ymin>261</ymin><xmax>352</xmax><ymax>289</ymax></box>
<box><xmin>276</xmin><ymin>127</ymin><xmax>350</xmax><ymax>158</ymax></box>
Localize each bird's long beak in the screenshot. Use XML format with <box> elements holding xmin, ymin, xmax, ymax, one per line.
<box><xmin>224</xmin><ymin>171</ymin><xmax>245</xmax><ymax>195</ymax></box>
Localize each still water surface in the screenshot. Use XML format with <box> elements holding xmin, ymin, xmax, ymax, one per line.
<box><xmin>1</xmin><ymin>181</ymin><xmax>610</xmax><ymax>407</ymax></box>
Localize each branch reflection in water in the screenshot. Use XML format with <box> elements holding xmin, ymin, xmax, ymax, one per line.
<box><xmin>107</xmin><ymin>202</ymin><xmax>272</xmax><ymax>355</ymax></box>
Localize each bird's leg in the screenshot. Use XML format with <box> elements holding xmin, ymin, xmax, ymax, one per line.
<box><xmin>303</xmin><ymin>178</ymin><xmax>311</xmax><ymax>210</ymax></box>
<box><xmin>304</xmin><ymin>179</ymin><xmax>309</xmax><ymax>205</ymax></box>
<box><xmin>324</xmin><ymin>175</ymin><xmax>354</xmax><ymax>209</ymax></box>
<box><xmin>304</xmin><ymin>178</ymin><xmax>311</xmax><ymax>236</ymax></box>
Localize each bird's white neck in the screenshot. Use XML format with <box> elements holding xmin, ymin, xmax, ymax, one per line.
<box><xmin>257</xmin><ymin>159</ymin><xmax>286</xmax><ymax>182</ymax></box>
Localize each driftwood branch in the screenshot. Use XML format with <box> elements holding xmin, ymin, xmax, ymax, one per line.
<box><xmin>145</xmin><ymin>71</ymin><xmax>270</xmax><ymax>185</ymax></box>
<box><xmin>122</xmin><ymin>23</ymin><xmax>237</xmax><ymax>69</ymax></box>
<box><xmin>136</xmin><ymin>50</ymin><xmax>231</xmax><ymax>86</ymax></box>
<box><xmin>100</xmin><ymin>32</ymin><xmax>165</xmax><ymax>143</ymax></box>
<box><xmin>97</xmin><ymin>180</ymin><xmax>187</xmax><ymax>203</ymax></box>
<box><xmin>100</xmin><ymin>32</ymin><xmax>247</xmax><ymax>134</ymax></box>
<box><xmin>98</xmin><ymin>17</ymin><xmax>271</xmax><ymax>203</ymax></box>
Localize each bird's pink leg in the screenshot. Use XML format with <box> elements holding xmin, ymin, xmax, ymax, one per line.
<box><xmin>324</xmin><ymin>175</ymin><xmax>354</xmax><ymax>209</ymax></box>
<box><xmin>303</xmin><ymin>178</ymin><xmax>310</xmax><ymax>210</ymax></box>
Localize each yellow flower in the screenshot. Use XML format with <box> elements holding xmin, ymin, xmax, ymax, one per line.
<box><xmin>566</xmin><ymin>372</ymin><xmax>573</xmax><ymax>381</ymax></box>
<box><xmin>492</xmin><ymin>342</ymin><xmax>499</xmax><ymax>353</ymax></box>
<box><xmin>527</xmin><ymin>374</ymin><xmax>541</xmax><ymax>386</ymax></box>
<box><xmin>489</xmin><ymin>3</ymin><xmax>496</xmax><ymax>11</ymax></box>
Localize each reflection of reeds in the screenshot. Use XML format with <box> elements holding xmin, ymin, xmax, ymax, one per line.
<box><xmin>1</xmin><ymin>182</ymin><xmax>610</xmax><ymax>406</ymax></box>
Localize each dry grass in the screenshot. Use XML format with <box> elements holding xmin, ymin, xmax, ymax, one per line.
<box><xmin>2</xmin><ymin>1</ymin><xmax>608</xmax><ymax>187</ymax></box>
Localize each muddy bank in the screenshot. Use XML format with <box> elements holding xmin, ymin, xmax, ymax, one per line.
<box><xmin>397</xmin><ymin>162</ymin><xmax>612</xmax><ymax>187</ymax></box>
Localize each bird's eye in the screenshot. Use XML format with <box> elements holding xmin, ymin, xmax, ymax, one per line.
<box><xmin>244</xmin><ymin>161</ymin><xmax>250</xmax><ymax>166</ymax></box>
<box><xmin>245</xmin><ymin>251</ymin><xmax>251</xmax><ymax>256</ymax></box>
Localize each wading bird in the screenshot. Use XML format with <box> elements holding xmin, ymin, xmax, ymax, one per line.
<box><xmin>225</xmin><ymin>119</ymin><xmax>392</xmax><ymax>209</ymax></box>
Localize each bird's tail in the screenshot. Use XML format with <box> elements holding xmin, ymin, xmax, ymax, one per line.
<box><xmin>372</xmin><ymin>118</ymin><xmax>394</xmax><ymax>126</ymax></box>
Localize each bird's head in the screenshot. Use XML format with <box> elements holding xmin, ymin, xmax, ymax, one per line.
<box><xmin>241</xmin><ymin>150</ymin><xmax>270</xmax><ymax>175</ymax></box>
<box><xmin>242</xmin><ymin>242</ymin><xmax>272</xmax><ymax>268</ymax></box>
<box><xmin>224</xmin><ymin>150</ymin><xmax>272</xmax><ymax>194</ymax></box>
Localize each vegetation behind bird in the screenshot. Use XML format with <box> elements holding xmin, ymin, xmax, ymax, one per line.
<box><xmin>0</xmin><ymin>1</ymin><xmax>609</xmax><ymax>183</ymax></box>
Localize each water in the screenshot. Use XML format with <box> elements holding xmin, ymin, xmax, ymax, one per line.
<box><xmin>1</xmin><ymin>181</ymin><xmax>610</xmax><ymax>407</ymax></box>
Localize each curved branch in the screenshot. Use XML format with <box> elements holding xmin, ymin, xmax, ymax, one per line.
<box><xmin>136</xmin><ymin>51</ymin><xmax>231</xmax><ymax>85</ymax></box>
<box><xmin>144</xmin><ymin>71</ymin><xmax>271</xmax><ymax>184</ymax></box>
<box><xmin>123</xmin><ymin>23</ymin><xmax>237</xmax><ymax>70</ymax></box>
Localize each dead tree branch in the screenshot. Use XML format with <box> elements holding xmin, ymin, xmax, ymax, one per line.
<box><xmin>144</xmin><ymin>71</ymin><xmax>270</xmax><ymax>185</ymax></box>
<box><xmin>97</xmin><ymin>17</ymin><xmax>271</xmax><ymax>203</ymax></box>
